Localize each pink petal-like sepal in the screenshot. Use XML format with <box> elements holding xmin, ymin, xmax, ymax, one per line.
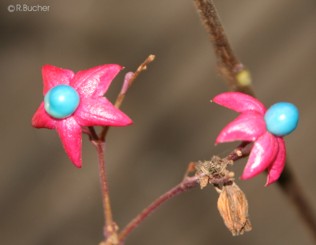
<box><xmin>56</xmin><ymin>117</ymin><xmax>82</xmax><ymax>168</ymax></box>
<box><xmin>42</xmin><ymin>65</ymin><xmax>74</xmax><ymax>94</ymax></box>
<box><xmin>74</xmin><ymin>97</ymin><xmax>132</xmax><ymax>127</ymax></box>
<box><xmin>216</xmin><ymin>112</ymin><xmax>266</xmax><ymax>143</ymax></box>
<box><xmin>265</xmin><ymin>138</ymin><xmax>286</xmax><ymax>186</ymax></box>
<box><xmin>213</xmin><ymin>92</ymin><xmax>295</xmax><ymax>185</ymax></box>
<box><xmin>241</xmin><ymin>132</ymin><xmax>278</xmax><ymax>180</ymax></box>
<box><xmin>71</xmin><ymin>64</ymin><xmax>122</xmax><ymax>98</ymax></box>
<box><xmin>213</xmin><ymin>92</ymin><xmax>266</xmax><ymax>115</ymax></box>
<box><xmin>32</xmin><ymin>103</ymin><xmax>56</xmax><ymax>129</ymax></box>
<box><xmin>32</xmin><ymin>64</ymin><xmax>133</xmax><ymax>168</ymax></box>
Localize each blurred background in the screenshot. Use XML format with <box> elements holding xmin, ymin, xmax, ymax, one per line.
<box><xmin>1</xmin><ymin>0</ymin><xmax>316</xmax><ymax>244</ymax></box>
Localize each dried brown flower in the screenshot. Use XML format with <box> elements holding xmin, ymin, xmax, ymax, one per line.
<box><xmin>195</xmin><ymin>156</ymin><xmax>233</xmax><ymax>189</ymax></box>
<box><xmin>217</xmin><ymin>182</ymin><xmax>252</xmax><ymax>236</ymax></box>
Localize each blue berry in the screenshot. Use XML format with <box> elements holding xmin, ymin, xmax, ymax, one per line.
<box><xmin>264</xmin><ymin>102</ymin><xmax>299</xmax><ymax>136</ymax></box>
<box><xmin>44</xmin><ymin>85</ymin><xmax>80</xmax><ymax>119</ymax></box>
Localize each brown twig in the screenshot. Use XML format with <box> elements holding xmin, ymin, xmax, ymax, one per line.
<box><xmin>194</xmin><ymin>0</ymin><xmax>316</xmax><ymax>241</ymax></box>
<box><xmin>194</xmin><ymin>0</ymin><xmax>254</xmax><ymax>96</ymax></box>
<box><xmin>100</xmin><ymin>55</ymin><xmax>156</xmax><ymax>141</ymax></box>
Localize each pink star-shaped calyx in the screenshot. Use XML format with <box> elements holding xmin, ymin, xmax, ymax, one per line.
<box><xmin>32</xmin><ymin>64</ymin><xmax>132</xmax><ymax>168</ymax></box>
<box><xmin>213</xmin><ymin>92</ymin><xmax>288</xmax><ymax>186</ymax></box>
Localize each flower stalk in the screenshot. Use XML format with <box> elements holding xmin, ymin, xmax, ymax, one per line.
<box><xmin>93</xmin><ymin>140</ymin><xmax>118</xmax><ymax>243</ymax></box>
<box><xmin>97</xmin><ymin>55</ymin><xmax>156</xmax><ymax>244</ymax></box>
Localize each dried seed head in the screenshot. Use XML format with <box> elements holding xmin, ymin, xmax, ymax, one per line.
<box><xmin>195</xmin><ymin>156</ymin><xmax>234</xmax><ymax>188</ymax></box>
<box><xmin>217</xmin><ymin>183</ymin><xmax>252</xmax><ymax>236</ymax></box>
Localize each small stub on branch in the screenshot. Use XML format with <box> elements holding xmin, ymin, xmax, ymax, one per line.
<box><xmin>217</xmin><ymin>182</ymin><xmax>252</xmax><ymax>236</ymax></box>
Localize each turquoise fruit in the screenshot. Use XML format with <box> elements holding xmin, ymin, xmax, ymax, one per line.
<box><xmin>44</xmin><ymin>85</ymin><xmax>80</xmax><ymax>119</ymax></box>
<box><xmin>264</xmin><ymin>102</ymin><xmax>299</xmax><ymax>136</ymax></box>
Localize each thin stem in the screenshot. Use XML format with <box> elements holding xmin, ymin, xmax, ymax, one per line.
<box><xmin>194</xmin><ymin>0</ymin><xmax>316</xmax><ymax>242</ymax></box>
<box><xmin>115</xmin><ymin>55</ymin><xmax>155</xmax><ymax>109</ymax></box>
<box><xmin>94</xmin><ymin>140</ymin><xmax>118</xmax><ymax>244</ymax></box>
<box><xmin>225</xmin><ymin>142</ymin><xmax>252</xmax><ymax>161</ymax></box>
<box><xmin>118</xmin><ymin>176</ymin><xmax>199</xmax><ymax>243</ymax></box>
<box><xmin>89</xmin><ymin>125</ymin><xmax>114</xmax><ymax>237</ymax></box>
<box><xmin>194</xmin><ymin>0</ymin><xmax>254</xmax><ymax>96</ymax></box>
<box><xmin>88</xmin><ymin>126</ymin><xmax>99</xmax><ymax>141</ymax></box>
<box><xmin>94</xmin><ymin>55</ymin><xmax>155</xmax><ymax>244</ymax></box>
<box><xmin>100</xmin><ymin>55</ymin><xmax>156</xmax><ymax>141</ymax></box>
<box><xmin>115</xmin><ymin>145</ymin><xmax>250</xmax><ymax>244</ymax></box>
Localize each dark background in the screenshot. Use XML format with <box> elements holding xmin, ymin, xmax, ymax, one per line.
<box><xmin>1</xmin><ymin>0</ymin><xmax>316</xmax><ymax>244</ymax></box>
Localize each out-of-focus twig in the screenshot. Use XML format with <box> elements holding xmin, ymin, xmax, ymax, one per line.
<box><xmin>194</xmin><ymin>0</ymin><xmax>254</xmax><ymax>96</ymax></box>
<box><xmin>278</xmin><ymin>166</ymin><xmax>316</xmax><ymax>242</ymax></box>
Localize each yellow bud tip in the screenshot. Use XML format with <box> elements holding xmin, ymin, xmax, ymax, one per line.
<box><xmin>236</xmin><ymin>70</ymin><xmax>252</xmax><ymax>86</ymax></box>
